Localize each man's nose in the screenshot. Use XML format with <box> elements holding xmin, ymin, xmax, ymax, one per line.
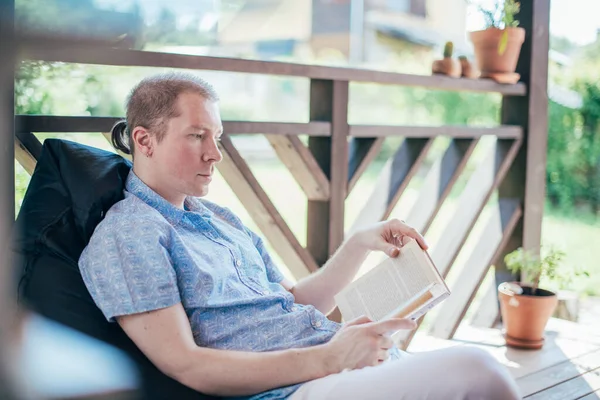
<box><xmin>204</xmin><ymin>137</ymin><xmax>223</xmax><ymax>163</ymax></box>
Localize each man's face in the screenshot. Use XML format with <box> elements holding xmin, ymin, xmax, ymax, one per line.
<box><xmin>151</xmin><ymin>92</ymin><xmax>223</xmax><ymax>198</ymax></box>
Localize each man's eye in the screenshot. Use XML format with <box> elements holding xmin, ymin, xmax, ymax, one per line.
<box><xmin>194</xmin><ymin>134</ymin><xmax>203</xmax><ymax>139</ymax></box>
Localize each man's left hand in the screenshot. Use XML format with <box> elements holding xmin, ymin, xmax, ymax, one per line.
<box><xmin>352</xmin><ymin>219</ymin><xmax>428</xmax><ymax>258</ymax></box>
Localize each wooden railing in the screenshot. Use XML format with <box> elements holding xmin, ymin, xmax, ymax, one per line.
<box><xmin>11</xmin><ymin>0</ymin><xmax>550</xmax><ymax>349</ymax></box>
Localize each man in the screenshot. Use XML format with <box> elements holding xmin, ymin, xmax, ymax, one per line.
<box><xmin>79</xmin><ymin>72</ymin><xmax>521</xmax><ymax>399</ymax></box>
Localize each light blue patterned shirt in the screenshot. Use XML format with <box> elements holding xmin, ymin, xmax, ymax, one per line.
<box><xmin>79</xmin><ymin>171</ymin><xmax>342</xmax><ymax>399</ymax></box>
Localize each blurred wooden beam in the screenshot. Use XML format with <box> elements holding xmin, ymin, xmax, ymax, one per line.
<box><xmin>348</xmin><ymin>138</ymin><xmax>433</xmax><ymax>236</ymax></box>
<box><xmin>218</xmin><ymin>136</ymin><xmax>317</xmax><ymax>279</ymax></box>
<box><xmin>266</xmin><ymin>135</ymin><xmax>329</xmax><ymax>201</ymax></box>
<box><xmin>1</xmin><ymin>1</ymin><xmax>22</xmax><ymax>397</ymax></box>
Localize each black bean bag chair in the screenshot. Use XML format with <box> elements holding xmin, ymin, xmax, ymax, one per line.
<box><xmin>14</xmin><ymin>139</ymin><xmax>216</xmax><ymax>400</ymax></box>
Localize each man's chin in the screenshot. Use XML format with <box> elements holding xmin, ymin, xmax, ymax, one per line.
<box><xmin>189</xmin><ymin>185</ymin><xmax>209</xmax><ymax>198</ymax></box>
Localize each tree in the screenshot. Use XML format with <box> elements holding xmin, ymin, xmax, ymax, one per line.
<box><xmin>579</xmin><ymin>83</ymin><xmax>600</xmax><ymax>213</ymax></box>
<box><xmin>546</xmin><ymin>100</ymin><xmax>584</xmax><ymax>209</ymax></box>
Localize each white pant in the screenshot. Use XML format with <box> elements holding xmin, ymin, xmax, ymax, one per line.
<box><xmin>290</xmin><ymin>346</ymin><xmax>521</xmax><ymax>400</ymax></box>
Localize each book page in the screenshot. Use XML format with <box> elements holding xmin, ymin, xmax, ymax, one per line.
<box><xmin>335</xmin><ymin>240</ymin><xmax>449</xmax><ymax>322</ymax></box>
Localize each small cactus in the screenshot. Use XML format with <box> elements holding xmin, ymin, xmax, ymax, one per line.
<box><xmin>443</xmin><ymin>41</ymin><xmax>454</xmax><ymax>58</ymax></box>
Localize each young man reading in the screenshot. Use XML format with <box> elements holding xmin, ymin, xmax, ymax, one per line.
<box><xmin>79</xmin><ymin>73</ymin><xmax>521</xmax><ymax>400</ymax></box>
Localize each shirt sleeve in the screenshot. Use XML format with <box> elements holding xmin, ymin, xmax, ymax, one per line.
<box><xmin>79</xmin><ymin>217</ymin><xmax>181</xmax><ymax>322</ymax></box>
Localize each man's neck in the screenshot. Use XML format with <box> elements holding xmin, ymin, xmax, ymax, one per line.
<box><xmin>132</xmin><ymin>166</ymin><xmax>186</xmax><ymax>210</ymax></box>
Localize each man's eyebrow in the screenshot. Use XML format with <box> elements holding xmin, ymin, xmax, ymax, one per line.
<box><xmin>188</xmin><ymin>124</ymin><xmax>223</xmax><ymax>133</ymax></box>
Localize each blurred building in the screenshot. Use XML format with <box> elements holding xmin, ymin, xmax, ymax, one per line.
<box><xmin>212</xmin><ymin>0</ymin><xmax>469</xmax><ymax>67</ymax></box>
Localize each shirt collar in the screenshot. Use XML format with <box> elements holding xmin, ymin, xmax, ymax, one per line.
<box><xmin>125</xmin><ymin>170</ymin><xmax>212</xmax><ymax>225</ymax></box>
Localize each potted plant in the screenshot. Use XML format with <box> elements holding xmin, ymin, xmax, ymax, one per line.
<box><xmin>497</xmin><ymin>247</ymin><xmax>564</xmax><ymax>349</ymax></box>
<box><xmin>432</xmin><ymin>42</ymin><xmax>462</xmax><ymax>78</ymax></box>
<box><xmin>470</xmin><ymin>0</ymin><xmax>524</xmax><ymax>83</ymax></box>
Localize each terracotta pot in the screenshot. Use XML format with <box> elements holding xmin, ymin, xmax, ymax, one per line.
<box><xmin>498</xmin><ymin>282</ymin><xmax>558</xmax><ymax>349</ymax></box>
<box><xmin>470</xmin><ymin>27</ymin><xmax>525</xmax><ymax>74</ymax></box>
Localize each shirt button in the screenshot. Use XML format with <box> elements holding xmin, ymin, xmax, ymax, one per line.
<box><xmin>314</xmin><ymin>320</ymin><xmax>322</xmax><ymax>328</ymax></box>
<box><xmin>235</xmin><ymin>259</ymin><xmax>241</xmax><ymax>267</ymax></box>
<box><xmin>261</xmin><ymin>290</ymin><xmax>268</xmax><ymax>295</ymax></box>
<box><xmin>291</xmin><ymin>305</ymin><xmax>298</xmax><ymax>312</ymax></box>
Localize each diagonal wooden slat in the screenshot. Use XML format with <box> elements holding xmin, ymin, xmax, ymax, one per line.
<box><xmin>396</xmin><ymin>137</ymin><xmax>522</xmax><ymax>348</ymax></box>
<box><xmin>347</xmin><ymin>137</ymin><xmax>385</xmax><ymax>195</ymax></box>
<box><xmin>348</xmin><ymin>138</ymin><xmax>433</xmax><ymax>236</ymax></box>
<box><xmin>428</xmin><ymin>138</ymin><xmax>522</xmax><ymax>276</ymax></box>
<box><xmin>217</xmin><ymin>136</ymin><xmax>318</xmax><ymax>279</ymax></box>
<box><xmin>15</xmin><ymin>132</ymin><xmax>42</xmax><ymax>160</ymax></box>
<box><xmin>400</xmin><ymin>138</ymin><xmax>479</xmax><ymax>234</ymax></box>
<box><xmin>427</xmin><ymin>198</ymin><xmax>522</xmax><ymax>339</ymax></box>
<box><xmin>469</xmin><ymin>279</ymin><xmax>501</xmax><ymax>328</ymax></box>
<box><xmin>102</xmin><ymin>132</ymin><xmax>132</xmax><ymax>161</ymax></box>
<box><xmin>14</xmin><ymin>137</ymin><xmax>37</xmax><ymax>175</ymax></box>
<box><xmin>265</xmin><ymin>134</ymin><xmax>330</xmax><ymax>201</ymax></box>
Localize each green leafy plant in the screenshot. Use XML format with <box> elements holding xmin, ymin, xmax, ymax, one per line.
<box><xmin>476</xmin><ymin>0</ymin><xmax>520</xmax><ymax>29</ymax></box>
<box><xmin>472</xmin><ymin>0</ymin><xmax>521</xmax><ymax>55</ymax></box>
<box><xmin>504</xmin><ymin>247</ymin><xmax>588</xmax><ymax>295</ymax></box>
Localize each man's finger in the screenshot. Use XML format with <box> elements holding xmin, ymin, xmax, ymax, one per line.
<box><xmin>344</xmin><ymin>315</ymin><xmax>372</xmax><ymax>327</ymax></box>
<box><xmin>403</xmin><ymin>229</ymin><xmax>428</xmax><ymax>250</ymax></box>
<box><xmin>371</xmin><ymin>318</ymin><xmax>417</xmax><ymax>334</ymax></box>
<box><xmin>391</xmin><ymin>219</ymin><xmax>428</xmax><ymax>250</ymax></box>
<box><xmin>380</xmin><ymin>336</ymin><xmax>394</xmax><ymax>350</ymax></box>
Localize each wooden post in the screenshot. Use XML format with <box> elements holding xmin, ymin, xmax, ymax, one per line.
<box><xmin>1</xmin><ymin>2</ymin><xmax>15</xmax><ymax>221</ymax></box>
<box><xmin>496</xmin><ymin>0</ymin><xmax>550</xmax><ymax>285</ymax></box>
<box><xmin>307</xmin><ymin>80</ymin><xmax>349</xmax><ymax>265</ymax></box>
<box><xmin>308</xmin><ymin>80</ymin><xmax>349</xmax><ymax>321</ymax></box>
<box><xmin>0</xmin><ymin>1</ymin><xmax>20</xmax><ymax>398</ymax></box>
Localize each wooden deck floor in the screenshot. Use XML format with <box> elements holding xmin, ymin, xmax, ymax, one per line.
<box><xmin>408</xmin><ymin>318</ymin><xmax>600</xmax><ymax>399</ymax></box>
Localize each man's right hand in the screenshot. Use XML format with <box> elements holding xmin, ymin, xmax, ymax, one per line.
<box><xmin>322</xmin><ymin>316</ymin><xmax>417</xmax><ymax>373</ymax></box>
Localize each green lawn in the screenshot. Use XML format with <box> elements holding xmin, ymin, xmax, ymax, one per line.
<box><xmin>541</xmin><ymin>205</ymin><xmax>600</xmax><ymax>296</ymax></box>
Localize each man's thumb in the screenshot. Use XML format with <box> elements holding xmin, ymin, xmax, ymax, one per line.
<box><xmin>344</xmin><ymin>315</ymin><xmax>372</xmax><ymax>327</ymax></box>
<box><xmin>373</xmin><ymin>318</ymin><xmax>417</xmax><ymax>334</ymax></box>
<box><xmin>376</xmin><ymin>240</ymin><xmax>400</xmax><ymax>258</ymax></box>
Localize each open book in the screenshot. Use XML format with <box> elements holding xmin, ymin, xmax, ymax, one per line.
<box><xmin>334</xmin><ymin>239</ymin><xmax>450</xmax><ymax>322</ymax></box>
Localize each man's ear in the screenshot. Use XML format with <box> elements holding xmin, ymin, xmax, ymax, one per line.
<box><xmin>131</xmin><ymin>126</ymin><xmax>153</xmax><ymax>157</ymax></box>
